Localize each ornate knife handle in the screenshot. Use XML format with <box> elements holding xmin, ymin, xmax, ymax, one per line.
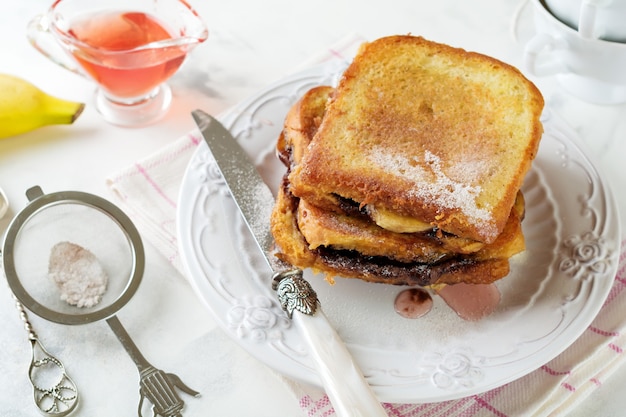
<box><xmin>271</xmin><ymin>269</ymin><xmax>389</xmax><ymax>417</ymax></box>
<box><xmin>272</xmin><ymin>269</ymin><xmax>319</xmax><ymax>318</ymax></box>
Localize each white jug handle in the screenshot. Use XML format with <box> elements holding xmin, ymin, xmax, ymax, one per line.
<box><xmin>578</xmin><ymin>0</ymin><xmax>600</xmax><ymax>38</ymax></box>
<box><xmin>523</xmin><ymin>33</ymin><xmax>568</xmax><ymax>77</ymax></box>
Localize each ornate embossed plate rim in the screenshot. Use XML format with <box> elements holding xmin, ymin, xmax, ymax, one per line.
<box><xmin>177</xmin><ymin>62</ymin><xmax>621</xmax><ymax>403</ymax></box>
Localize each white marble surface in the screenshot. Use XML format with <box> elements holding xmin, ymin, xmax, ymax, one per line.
<box><xmin>0</xmin><ymin>0</ymin><xmax>625</xmax><ymax>416</ymax></box>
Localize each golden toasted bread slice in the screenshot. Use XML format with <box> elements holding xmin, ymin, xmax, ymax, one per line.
<box><xmin>270</xmin><ymin>82</ymin><xmax>526</xmax><ymax>287</ymax></box>
<box><xmin>277</xmin><ymin>85</ymin><xmax>334</xmax><ymax>167</ymax></box>
<box><xmin>288</xmin><ymin>35</ymin><xmax>544</xmax><ymax>244</ymax></box>
<box><xmin>297</xmin><ymin>191</ymin><xmax>525</xmax><ymax>264</ymax></box>
<box><xmin>278</xmin><ymin>83</ymin><xmax>487</xmax><ymax>255</ymax></box>
<box><xmin>270</xmin><ymin>181</ymin><xmax>520</xmax><ymax>287</ymax></box>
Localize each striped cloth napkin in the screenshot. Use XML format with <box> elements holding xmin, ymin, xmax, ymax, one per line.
<box><xmin>106</xmin><ymin>34</ymin><xmax>626</xmax><ymax>417</ymax></box>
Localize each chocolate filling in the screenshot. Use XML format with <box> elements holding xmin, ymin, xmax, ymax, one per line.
<box><xmin>314</xmin><ymin>246</ymin><xmax>482</xmax><ymax>287</ymax></box>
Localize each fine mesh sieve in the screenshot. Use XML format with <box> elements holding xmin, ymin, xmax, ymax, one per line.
<box><xmin>3</xmin><ymin>186</ymin><xmax>143</xmax><ymax>325</ymax></box>
<box><xmin>2</xmin><ymin>186</ymin><xmax>198</xmax><ymax>417</ymax></box>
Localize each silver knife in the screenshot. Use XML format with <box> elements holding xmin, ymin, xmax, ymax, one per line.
<box><xmin>192</xmin><ymin>110</ymin><xmax>388</xmax><ymax>417</ymax></box>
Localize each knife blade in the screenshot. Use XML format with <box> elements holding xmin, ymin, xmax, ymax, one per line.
<box><xmin>192</xmin><ymin>109</ymin><xmax>388</xmax><ymax>417</ymax></box>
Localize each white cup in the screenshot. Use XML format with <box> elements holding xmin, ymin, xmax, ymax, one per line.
<box><xmin>545</xmin><ymin>0</ymin><xmax>626</xmax><ymax>42</ymax></box>
<box><xmin>524</xmin><ymin>0</ymin><xmax>626</xmax><ymax>104</ymax></box>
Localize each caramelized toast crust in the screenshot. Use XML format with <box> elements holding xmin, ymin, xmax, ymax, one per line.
<box><xmin>288</xmin><ymin>35</ymin><xmax>544</xmax><ymax>244</ymax></box>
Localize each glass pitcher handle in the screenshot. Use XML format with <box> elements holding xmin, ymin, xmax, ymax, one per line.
<box><xmin>26</xmin><ymin>14</ymin><xmax>83</xmax><ymax>76</ymax></box>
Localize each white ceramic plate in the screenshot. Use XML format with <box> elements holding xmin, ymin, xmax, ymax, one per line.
<box><xmin>177</xmin><ymin>61</ymin><xmax>621</xmax><ymax>403</ymax></box>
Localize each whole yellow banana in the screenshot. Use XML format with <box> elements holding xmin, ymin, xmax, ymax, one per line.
<box><xmin>0</xmin><ymin>73</ymin><xmax>85</xmax><ymax>139</ymax></box>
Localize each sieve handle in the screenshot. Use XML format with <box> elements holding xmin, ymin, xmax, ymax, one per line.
<box><xmin>13</xmin><ymin>294</ymin><xmax>78</xmax><ymax>416</ymax></box>
<box><xmin>105</xmin><ymin>315</ymin><xmax>199</xmax><ymax>417</ymax></box>
<box><xmin>28</xmin><ymin>337</ymin><xmax>79</xmax><ymax>417</ymax></box>
<box><xmin>106</xmin><ymin>315</ymin><xmax>151</xmax><ymax>372</ymax></box>
<box><xmin>4</xmin><ymin>189</ymin><xmax>78</xmax><ymax>415</ymax></box>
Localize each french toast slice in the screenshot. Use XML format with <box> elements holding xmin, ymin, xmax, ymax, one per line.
<box><xmin>288</xmin><ymin>35</ymin><xmax>544</xmax><ymax>244</ymax></box>
<box><xmin>296</xmin><ymin>191</ymin><xmax>526</xmax><ymax>264</ymax></box>
<box><xmin>278</xmin><ymin>85</ymin><xmax>486</xmax><ymax>254</ymax></box>
<box><xmin>271</xmin><ymin>180</ymin><xmax>518</xmax><ymax>287</ymax></box>
<box><xmin>270</xmin><ymin>83</ymin><xmax>527</xmax><ymax>286</ymax></box>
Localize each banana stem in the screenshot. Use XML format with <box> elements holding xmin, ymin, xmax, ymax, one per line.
<box><xmin>41</xmin><ymin>96</ymin><xmax>85</xmax><ymax>125</ymax></box>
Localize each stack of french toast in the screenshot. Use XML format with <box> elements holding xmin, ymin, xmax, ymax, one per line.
<box><xmin>270</xmin><ymin>35</ymin><xmax>544</xmax><ymax>288</ymax></box>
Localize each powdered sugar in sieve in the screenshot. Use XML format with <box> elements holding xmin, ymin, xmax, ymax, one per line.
<box><xmin>48</xmin><ymin>241</ymin><xmax>108</xmax><ymax>308</ymax></box>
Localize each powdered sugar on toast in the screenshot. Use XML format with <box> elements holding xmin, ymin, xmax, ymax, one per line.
<box><xmin>367</xmin><ymin>147</ymin><xmax>494</xmax><ymax>233</ymax></box>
